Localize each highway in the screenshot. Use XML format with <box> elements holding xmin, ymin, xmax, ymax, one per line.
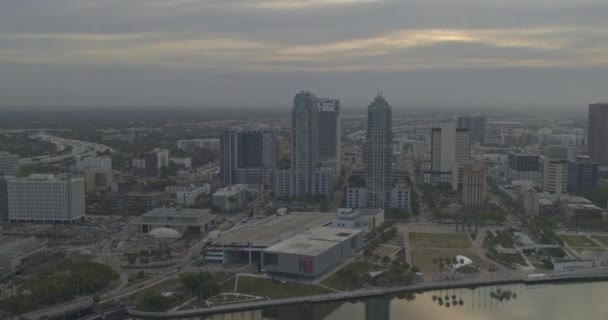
<box><xmin>19</xmin><ymin>133</ymin><xmax>114</xmax><ymax>165</ymax></box>
<box><xmin>127</xmin><ymin>269</ymin><xmax>608</xmax><ymax>319</ymax></box>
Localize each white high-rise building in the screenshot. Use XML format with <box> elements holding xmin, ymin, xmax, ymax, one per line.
<box><xmin>544</xmin><ymin>159</ymin><xmax>568</xmax><ymax>194</ymax></box>
<box><xmin>75</xmin><ymin>156</ymin><xmax>112</xmax><ymax>171</ymax></box>
<box><xmin>0</xmin><ymin>152</ymin><xmax>19</xmax><ymax>176</ymax></box>
<box><xmin>7</xmin><ymin>174</ymin><xmax>85</xmax><ymax>223</ymax></box>
<box><xmin>177</xmin><ymin>139</ymin><xmax>220</xmax><ymax>152</ymax></box>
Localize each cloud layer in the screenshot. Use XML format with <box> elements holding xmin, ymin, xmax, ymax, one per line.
<box><xmin>0</xmin><ymin>0</ymin><xmax>607</xmax><ymax>108</ymax></box>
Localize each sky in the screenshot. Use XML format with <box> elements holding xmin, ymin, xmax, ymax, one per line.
<box><xmin>1</xmin><ymin>0</ymin><xmax>607</xmax><ymax>109</ymax></box>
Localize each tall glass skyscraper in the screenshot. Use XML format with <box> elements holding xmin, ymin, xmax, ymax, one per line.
<box><xmin>365</xmin><ymin>94</ymin><xmax>393</xmax><ymax>209</ymax></box>
<box><xmin>588</xmin><ymin>103</ymin><xmax>608</xmax><ymax>167</ymax></box>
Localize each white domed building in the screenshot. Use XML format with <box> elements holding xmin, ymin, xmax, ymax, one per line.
<box><xmin>148</xmin><ymin>227</ymin><xmax>181</xmax><ymax>239</ymax></box>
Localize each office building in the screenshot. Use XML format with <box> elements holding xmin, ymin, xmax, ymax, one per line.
<box><xmin>145</xmin><ymin>148</ymin><xmax>170</xmax><ymax>177</ymax></box>
<box><xmin>221</xmin><ymin>127</ymin><xmax>276</xmax><ymax>186</ymax></box>
<box><xmin>0</xmin><ymin>151</ymin><xmax>19</xmax><ymax>176</ymax></box>
<box><xmin>365</xmin><ymin>94</ymin><xmax>393</xmax><ymax>208</ymax></box>
<box><xmin>484</xmin><ymin>127</ymin><xmax>504</xmax><ymax>146</ymax></box>
<box><xmin>317</xmin><ymin>99</ymin><xmax>341</xmax><ymax>174</ymax></box>
<box><xmin>177</xmin><ymin>138</ymin><xmax>220</xmax><ymax>152</ymax></box>
<box><xmin>588</xmin><ymin>103</ymin><xmax>608</xmax><ymax>166</ymax></box>
<box><xmin>544</xmin><ymin>159</ymin><xmax>568</xmax><ymax>194</ymax></box>
<box><xmin>567</xmin><ymin>156</ymin><xmax>599</xmax><ymax>193</ymax></box>
<box><xmin>0</xmin><ymin>176</ymin><xmax>8</xmax><ymax>219</ymax></box>
<box><xmin>104</xmin><ymin>191</ymin><xmax>169</xmax><ymax>213</ymax></box>
<box><xmin>462</xmin><ymin>163</ymin><xmax>487</xmax><ymax>209</ymax></box>
<box><xmin>457</xmin><ymin>115</ymin><xmax>486</xmax><ymax>144</ymax></box>
<box><xmin>274</xmin><ymin>91</ymin><xmax>335</xmax><ymax>199</ymax></box>
<box><xmin>75</xmin><ymin>156</ymin><xmax>112</xmax><ymax>171</ymax></box>
<box><xmin>391</xmin><ymin>183</ymin><xmax>412</xmax><ymax>212</ymax></box>
<box><xmin>508</xmin><ymin>153</ymin><xmax>542</xmax><ymax>185</ymax></box>
<box><xmin>212</xmin><ymin>185</ymin><xmax>248</xmax><ymax>212</ymax></box>
<box><xmin>7</xmin><ymin>174</ymin><xmax>85</xmax><ymax>223</ymax></box>
<box><xmin>543</xmin><ymin>145</ymin><xmax>569</xmax><ymax>160</ymax></box>
<box><xmin>427</xmin><ymin>123</ymin><xmax>470</xmax><ymax>189</ymax></box>
<box><xmin>346</xmin><ymin>186</ymin><xmax>367</xmax><ymax>209</ymax></box>
<box><xmin>84</xmin><ymin>169</ymin><xmax>114</xmax><ymax>192</ymax></box>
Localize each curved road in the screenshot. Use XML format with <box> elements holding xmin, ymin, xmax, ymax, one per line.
<box><xmin>20</xmin><ymin>133</ymin><xmax>114</xmax><ymax>165</ymax></box>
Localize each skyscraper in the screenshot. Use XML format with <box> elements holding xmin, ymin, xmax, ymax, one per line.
<box><xmin>292</xmin><ymin>91</ymin><xmax>319</xmax><ymax>195</ymax></box>
<box><xmin>427</xmin><ymin>123</ymin><xmax>470</xmax><ymax>189</ymax></box>
<box><xmin>462</xmin><ymin>163</ymin><xmax>487</xmax><ymax>209</ymax></box>
<box><xmin>543</xmin><ymin>159</ymin><xmax>568</xmax><ymax>194</ymax></box>
<box><xmin>220</xmin><ymin>127</ymin><xmax>277</xmax><ymax>186</ymax></box>
<box><xmin>457</xmin><ymin>115</ymin><xmax>486</xmax><ymax>144</ymax></box>
<box><xmin>316</xmin><ymin>98</ymin><xmax>341</xmax><ymax>174</ymax></box>
<box><xmin>567</xmin><ymin>156</ymin><xmax>599</xmax><ymax>193</ymax></box>
<box><xmin>588</xmin><ymin>103</ymin><xmax>608</xmax><ymax>167</ymax></box>
<box><xmin>275</xmin><ymin>91</ymin><xmax>334</xmax><ymax>199</ymax></box>
<box><xmin>365</xmin><ymin>94</ymin><xmax>392</xmax><ymax>209</ymax></box>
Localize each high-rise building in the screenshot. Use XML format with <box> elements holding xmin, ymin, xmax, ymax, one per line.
<box><xmin>588</xmin><ymin>103</ymin><xmax>608</xmax><ymax>167</ymax></box>
<box><xmin>457</xmin><ymin>115</ymin><xmax>486</xmax><ymax>144</ymax></box>
<box><xmin>543</xmin><ymin>159</ymin><xmax>568</xmax><ymax>194</ymax></box>
<box><xmin>317</xmin><ymin>99</ymin><xmax>341</xmax><ymax>174</ymax></box>
<box><xmin>0</xmin><ymin>175</ymin><xmax>8</xmax><ymax>219</ymax></box>
<box><xmin>75</xmin><ymin>156</ymin><xmax>112</xmax><ymax>171</ymax></box>
<box><xmin>220</xmin><ymin>127</ymin><xmax>276</xmax><ymax>186</ymax></box>
<box><xmin>274</xmin><ymin>91</ymin><xmax>334</xmax><ymax>199</ymax></box>
<box><xmin>543</xmin><ymin>145</ymin><xmax>569</xmax><ymax>160</ymax></box>
<box><xmin>144</xmin><ymin>149</ymin><xmax>170</xmax><ymax>177</ymax></box>
<box><xmin>427</xmin><ymin>123</ymin><xmax>470</xmax><ymax>189</ymax></box>
<box><xmin>462</xmin><ymin>163</ymin><xmax>487</xmax><ymax>209</ymax></box>
<box><xmin>0</xmin><ymin>151</ymin><xmax>19</xmax><ymax>177</ymax></box>
<box><xmin>508</xmin><ymin>153</ymin><xmax>541</xmax><ymax>185</ymax></box>
<box><xmin>567</xmin><ymin>156</ymin><xmax>599</xmax><ymax>193</ymax></box>
<box><xmin>365</xmin><ymin>94</ymin><xmax>393</xmax><ymax>209</ymax></box>
<box><xmin>292</xmin><ymin>91</ymin><xmax>320</xmax><ymax>196</ymax></box>
<box><xmin>7</xmin><ymin>174</ymin><xmax>85</xmax><ymax>223</ymax></box>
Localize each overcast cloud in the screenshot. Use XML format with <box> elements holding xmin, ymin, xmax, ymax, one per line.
<box><xmin>1</xmin><ymin>0</ymin><xmax>607</xmax><ymax>109</ymax></box>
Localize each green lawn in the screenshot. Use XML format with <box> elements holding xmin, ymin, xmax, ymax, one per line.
<box><xmin>410</xmin><ymin>249</ymin><xmax>494</xmax><ymax>273</ymax></box>
<box><xmin>409</xmin><ymin>232</ymin><xmax>472</xmax><ymax>249</ymax></box>
<box><xmin>560</xmin><ymin>235</ymin><xmax>600</xmax><ymax>248</ymax></box>
<box><xmin>236</xmin><ymin>276</ymin><xmax>330</xmax><ymax>299</ymax></box>
<box><xmin>592</xmin><ymin>236</ymin><xmax>608</xmax><ymax>247</ymax></box>
<box><xmin>321</xmin><ymin>261</ymin><xmax>380</xmax><ymax>291</ymax></box>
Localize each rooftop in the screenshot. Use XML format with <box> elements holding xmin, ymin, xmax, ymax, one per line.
<box><xmin>143</xmin><ymin>207</ymin><xmax>211</xmax><ymax>218</ymax></box>
<box><xmin>264</xmin><ymin>226</ymin><xmax>362</xmax><ymax>256</ymax></box>
<box><xmin>210</xmin><ymin>212</ymin><xmax>336</xmax><ymax>248</ymax></box>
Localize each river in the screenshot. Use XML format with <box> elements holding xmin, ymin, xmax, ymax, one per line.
<box><xmin>207</xmin><ymin>281</ymin><xmax>608</xmax><ymax>320</ymax></box>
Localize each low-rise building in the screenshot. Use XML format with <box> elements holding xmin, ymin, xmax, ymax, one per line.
<box><xmin>0</xmin><ymin>151</ymin><xmax>19</xmax><ymax>176</ymax></box>
<box><xmin>171</xmin><ymin>157</ymin><xmax>192</xmax><ymax>169</ymax></box>
<box><xmin>84</xmin><ymin>169</ymin><xmax>114</xmax><ymax>192</ymax></box>
<box><xmin>76</xmin><ymin>156</ymin><xmax>112</xmax><ymax>171</ymax></box>
<box><xmin>176</xmin><ymin>184</ymin><xmax>211</xmax><ymax>206</ymax></box>
<box><xmin>104</xmin><ymin>191</ymin><xmax>169</xmax><ymax>212</ymax></box>
<box><xmin>391</xmin><ymin>183</ymin><xmax>412</xmax><ymax>211</ymax></box>
<box><xmin>556</xmin><ymin>196</ymin><xmax>604</xmax><ymax>219</ymax></box>
<box><xmin>0</xmin><ymin>236</ymin><xmax>47</xmax><ymax>274</ymax></box>
<box><xmin>137</xmin><ymin>208</ymin><xmax>217</xmax><ymax>234</ymax></box>
<box><xmin>212</xmin><ymin>184</ymin><xmax>247</xmax><ymax>212</ymax></box>
<box><xmin>331</xmin><ymin>208</ymin><xmax>384</xmax><ymax>232</ymax></box>
<box><xmin>262</xmin><ymin>226</ymin><xmax>364</xmax><ymax>278</ymax></box>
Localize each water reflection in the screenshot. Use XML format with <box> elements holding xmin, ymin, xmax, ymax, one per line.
<box><xmin>213</xmin><ymin>282</ymin><xmax>608</xmax><ymax>320</ymax></box>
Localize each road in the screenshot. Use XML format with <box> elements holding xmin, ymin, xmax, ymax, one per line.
<box><xmin>19</xmin><ymin>133</ymin><xmax>114</xmax><ymax>165</ymax></box>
